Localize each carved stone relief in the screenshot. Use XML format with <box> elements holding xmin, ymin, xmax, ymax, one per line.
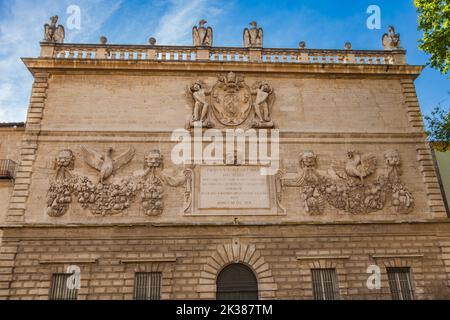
<box><xmin>46</xmin><ymin>149</ymin><xmax>75</xmax><ymax>217</ymax></box>
<box><xmin>282</xmin><ymin>149</ymin><xmax>414</xmax><ymax>215</ymax></box>
<box><xmin>46</xmin><ymin>148</ymin><xmax>185</xmax><ymax>217</ymax></box>
<box><xmin>186</xmin><ymin>72</ymin><xmax>275</xmax><ymax>129</ymax></box>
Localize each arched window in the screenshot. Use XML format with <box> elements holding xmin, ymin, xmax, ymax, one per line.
<box><xmin>216</xmin><ymin>263</ymin><xmax>258</xmax><ymax>300</ymax></box>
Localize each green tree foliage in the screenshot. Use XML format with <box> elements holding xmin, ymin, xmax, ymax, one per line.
<box><xmin>424</xmin><ymin>102</ymin><xmax>450</xmax><ymax>151</ymax></box>
<box><xmin>415</xmin><ymin>0</ymin><xmax>450</xmax><ymax>75</ymax></box>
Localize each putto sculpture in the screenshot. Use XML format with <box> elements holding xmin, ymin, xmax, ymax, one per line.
<box><xmin>192</xmin><ymin>19</ymin><xmax>213</xmax><ymax>46</ymax></box>
<box><xmin>382</xmin><ymin>25</ymin><xmax>401</xmax><ymax>50</ymax></box>
<box><xmin>43</xmin><ymin>15</ymin><xmax>65</xmax><ymax>43</ymax></box>
<box><xmin>188</xmin><ymin>80</ymin><xmax>212</xmax><ymax>128</ymax></box>
<box><xmin>252</xmin><ymin>81</ymin><xmax>274</xmax><ymax>126</ymax></box>
<box><xmin>243</xmin><ymin>21</ymin><xmax>263</xmax><ymax>48</ymax></box>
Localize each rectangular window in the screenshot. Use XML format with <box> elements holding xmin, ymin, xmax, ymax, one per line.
<box><xmin>134</xmin><ymin>272</ymin><xmax>162</xmax><ymax>300</ymax></box>
<box><xmin>387</xmin><ymin>267</ymin><xmax>414</xmax><ymax>300</ymax></box>
<box><xmin>49</xmin><ymin>273</ymin><xmax>78</xmax><ymax>300</ymax></box>
<box><xmin>311</xmin><ymin>268</ymin><xmax>339</xmax><ymax>300</ymax></box>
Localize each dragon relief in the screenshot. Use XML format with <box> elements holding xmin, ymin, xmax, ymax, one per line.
<box><xmin>282</xmin><ymin>149</ymin><xmax>414</xmax><ymax>215</ymax></box>
<box><xmin>186</xmin><ymin>72</ymin><xmax>275</xmax><ymax>129</ymax></box>
<box><xmin>46</xmin><ymin>147</ymin><xmax>187</xmax><ymax>217</ymax></box>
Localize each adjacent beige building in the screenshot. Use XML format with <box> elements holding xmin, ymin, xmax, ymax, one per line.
<box><xmin>0</xmin><ymin>20</ymin><xmax>449</xmax><ymax>300</ymax></box>
<box><xmin>433</xmin><ymin>147</ymin><xmax>450</xmax><ymax>210</ymax></box>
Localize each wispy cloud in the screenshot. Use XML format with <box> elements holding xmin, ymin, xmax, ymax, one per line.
<box><xmin>154</xmin><ymin>0</ymin><xmax>223</xmax><ymax>45</ymax></box>
<box><xmin>0</xmin><ymin>0</ymin><xmax>122</xmax><ymax>122</ymax></box>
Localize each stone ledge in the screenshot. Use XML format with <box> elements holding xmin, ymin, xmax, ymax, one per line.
<box><xmin>371</xmin><ymin>254</ymin><xmax>424</xmax><ymax>259</ymax></box>
<box><xmin>38</xmin><ymin>258</ymin><xmax>98</xmax><ymax>264</ymax></box>
<box><xmin>119</xmin><ymin>258</ymin><xmax>177</xmax><ymax>263</ymax></box>
<box><xmin>296</xmin><ymin>255</ymin><xmax>350</xmax><ymax>260</ymax></box>
<box><xmin>22</xmin><ymin>58</ymin><xmax>424</xmax><ymax>78</ymax></box>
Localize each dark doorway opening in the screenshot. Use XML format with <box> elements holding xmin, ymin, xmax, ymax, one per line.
<box><xmin>216</xmin><ymin>263</ymin><xmax>258</xmax><ymax>300</ymax></box>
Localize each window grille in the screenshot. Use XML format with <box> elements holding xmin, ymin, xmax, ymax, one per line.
<box><xmin>134</xmin><ymin>272</ymin><xmax>162</xmax><ymax>300</ymax></box>
<box><xmin>49</xmin><ymin>273</ymin><xmax>78</xmax><ymax>300</ymax></box>
<box><xmin>311</xmin><ymin>268</ymin><xmax>339</xmax><ymax>300</ymax></box>
<box><xmin>387</xmin><ymin>267</ymin><xmax>414</xmax><ymax>300</ymax></box>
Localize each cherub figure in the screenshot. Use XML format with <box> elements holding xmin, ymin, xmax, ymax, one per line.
<box><xmin>252</xmin><ymin>81</ymin><xmax>273</xmax><ymax>123</ymax></box>
<box><xmin>189</xmin><ymin>80</ymin><xmax>211</xmax><ymax>124</ymax></box>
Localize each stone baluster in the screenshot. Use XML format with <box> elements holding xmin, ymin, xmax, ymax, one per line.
<box><xmin>196</xmin><ymin>47</ymin><xmax>210</xmax><ymax>61</ymax></box>
<box><xmin>249</xmin><ymin>48</ymin><xmax>262</xmax><ymax>62</ymax></box>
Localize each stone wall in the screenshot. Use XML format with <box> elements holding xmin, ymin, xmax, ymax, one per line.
<box><xmin>40</xmin><ymin>73</ymin><xmax>411</xmax><ymax>133</ymax></box>
<box><xmin>8</xmin><ymin>68</ymin><xmax>446</xmax><ymax>225</ymax></box>
<box><xmin>1</xmin><ymin>223</ymin><xmax>450</xmax><ymax>300</ymax></box>
<box><xmin>0</xmin><ymin>127</ymin><xmax>24</xmax><ymax>161</ymax></box>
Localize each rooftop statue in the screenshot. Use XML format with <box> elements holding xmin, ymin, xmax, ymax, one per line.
<box><xmin>44</xmin><ymin>15</ymin><xmax>65</xmax><ymax>43</ymax></box>
<box><xmin>243</xmin><ymin>21</ymin><xmax>263</xmax><ymax>48</ymax></box>
<box><xmin>382</xmin><ymin>25</ymin><xmax>401</xmax><ymax>50</ymax></box>
<box><xmin>192</xmin><ymin>19</ymin><xmax>213</xmax><ymax>46</ymax></box>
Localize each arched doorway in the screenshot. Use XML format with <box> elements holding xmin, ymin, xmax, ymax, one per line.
<box><xmin>216</xmin><ymin>263</ymin><xmax>258</xmax><ymax>300</ymax></box>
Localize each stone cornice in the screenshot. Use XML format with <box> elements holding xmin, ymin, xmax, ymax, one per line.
<box><xmin>21</xmin><ymin>58</ymin><xmax>424</xmax><ymax>78</ymax></box>
<box><xmin>1</xmin><ymin>218</ymin><xmax>450</xmax><ymax>229</ymax></box>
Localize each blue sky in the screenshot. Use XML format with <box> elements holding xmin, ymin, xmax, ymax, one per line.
<box><xmin>0</xmin><ymin>0</ymin><xmax>448</xmax><ymax>122</ymax></box>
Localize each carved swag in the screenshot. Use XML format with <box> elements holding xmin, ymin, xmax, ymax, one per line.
<box><xmin>46</xmin><ymin>148</ymin><xmax>186</xmax><ymax>217</ymax></box>
<box><xmin>282</xmin><ymin>150</ymin><xmax>414</xmax><ymax>215</ymax></box>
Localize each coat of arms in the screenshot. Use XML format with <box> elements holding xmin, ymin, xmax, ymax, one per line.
<box><xmin>211</xmin><ymin>72</ymin><xmax>252</xmax><ymax>126</ymax></box>
<box><xmin>186</xmin><ymin>72</ymin><xmax>275</xmax><ymax>128</ymax></box>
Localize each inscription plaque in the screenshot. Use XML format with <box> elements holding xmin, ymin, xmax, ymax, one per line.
<box><xmin>198</xmin><ymin>166</ymin><xmax>270</xmax><ymax>209</ymax></box>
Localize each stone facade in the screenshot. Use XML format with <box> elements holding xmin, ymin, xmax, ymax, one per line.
<box><xmin>0</xmin><ymin>22</ymin><xmax>449</xmax><ymax>300</ymax></box>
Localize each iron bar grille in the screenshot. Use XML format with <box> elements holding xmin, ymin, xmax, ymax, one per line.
<box><xmin>49</xmin><ymin>273</ymin><xmax>78</xmax><ymax>300</ymax></box>
<box><xmin>311</xmin><ymin>268</ymin><xmax>339</xmax><ymax>300</ymax></box>
<box><xmin>387</xmin><ymin>267</ymin><xmax>414</xmax><ymax>300</ymax></box>
<box><xmin>134</xmin><ymin>272</ymin><xmax>162</xmax><ymax>300</ymax></box>
<box><xmin>0</xmin><ymin>159</ymin><xmax>17</xmax><ymax>179</ymax></box>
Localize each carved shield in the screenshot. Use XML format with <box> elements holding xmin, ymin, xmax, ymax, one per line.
<box><xmin>211</xmin><ymin>81</ymin><xmax>252</xmax><ymax>126</ymax></box>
